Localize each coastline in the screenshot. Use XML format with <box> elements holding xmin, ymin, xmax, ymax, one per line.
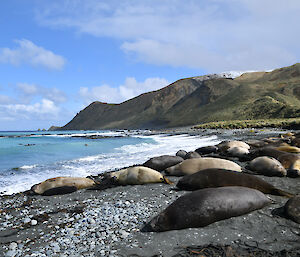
<box><xmin>0</xmin><ymin>127</ymin><xmax>300</xmax><ymax>256</ymax></box>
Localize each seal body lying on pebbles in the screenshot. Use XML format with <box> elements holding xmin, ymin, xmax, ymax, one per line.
<box><xmin>195</xmin><ymin>145</ymin><xmax>218</xmax><ymax>155</ymax></box>
<box><xmin>249</xmin><ymin>156</ymin><xmax>287</xmax><ymax>176</ymax></box>
<box><xmin>284</xmin><ymin>195</ymin><xmax>300</xmax><ymax>224</ymax></box>
<box><xmin>109</xmin><ymin>166</ymin><xmax>172</xmax><ymax>185</ymax></box>
<box><xmin>253</xmin><ymin>147</ymin><xmax>287</xmax><ymax>160</ymax></box>
<box><xmin>143</xmin><ymin>155</ymin><xmax>183</xmax><ymax>171</ymax></box>
<box><xmin>31</xmin><ymin>177</ymin><xmax>96</xmax><ymax>196</ymax></box>
<box><xmin>218</xmin><ymin>141</ymin><xmax>250</xmax><ymax>158</ymax></box>
<box><xmin>142</xmin><ymin>186</ymin><xmax>271</xmax><ymax>232</ymax></box>
<box><xmin>176</xmin><ymin>168</ymin><xmax>294</xmax><ymax>197</ymax></box>
<box><xmin>165</xmin><ymin>157</ymin><xmax>242</xmax><ymax>176</ymax></box>
<box><xmin>277</xmin><ymin>154</ymin><xmax>300</xmax><ymax>177</ymax></box>
<box><xmin>217</xmin><ymin>141</ymin><xmax>250</xmax><ymax>151</ymax></box>
<box><xmin>276</xmin><ymin>145</ymin><xmax>300</xmax><ymax>153</ymax></box>
<box><xmin>253</xmin><ymin>147</ymin><xmax>300</xmax><ymax>176</ymax></box>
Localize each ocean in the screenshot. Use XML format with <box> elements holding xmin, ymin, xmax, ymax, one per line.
<box><xmin>0</xmin><ymin>130</ymin><xmax>221</xmax><ymax>195</ymax></box>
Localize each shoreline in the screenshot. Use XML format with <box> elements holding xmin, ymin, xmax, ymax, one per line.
<box><xmin>0</xmin><ymin>128</ymin><xmax>300</xmax><ymax>256</ymax></box>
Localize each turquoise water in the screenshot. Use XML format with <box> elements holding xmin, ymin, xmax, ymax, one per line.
<box><xmin>0</xmin><ymin>130</ymin><xmax>220</xmax><ymax>195</ymax></box>
<box><xmin>0</xmin><ymin>131</ymin><xmax>151</xmax><ymax>171</ymax></box>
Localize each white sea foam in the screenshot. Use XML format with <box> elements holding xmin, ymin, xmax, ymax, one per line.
<box><xmin>0</xmin><ymin>133</ymin><xmax>221</xmax><ymax>195</ymax></box>
<box><xmin>17</xmin><ymin>130</ymin><xmax>129</xmax><ymax>138</ymax></box>
<box><xmin>20</xmin><ymin>165</ymin><xmax>37</xmax><ymax>169</ymax></box>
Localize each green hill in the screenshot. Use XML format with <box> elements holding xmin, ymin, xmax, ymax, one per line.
<box><xmin>59</xmin><ymin>63</ymin><xmax>300</xmax><ymax>130</ymax></box>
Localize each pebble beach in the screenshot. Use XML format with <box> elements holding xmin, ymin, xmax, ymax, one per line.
<box><xmin>0</xmin><ymin>128</ymin><xmax>300</xmax><ymax>257</ymax></box>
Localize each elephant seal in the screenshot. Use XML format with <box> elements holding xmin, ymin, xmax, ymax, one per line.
<box><xmin>276</xmin><ymin>145</ymin><xmax>300</xmax><ymax>153</ymax></box>
<box><xmin>284</xmin><ymin>195</ymin><xmax>300</xmax><ymax>224</ymax></box>
<box><xmin>31</xmin><ymin>177</ymin><xmax>96</xmax><ymax>196</ymax></box>
<box><xmin>142</xmin><ymin>186</ymin><xmax>271</xmax><ymax>232</ymax></box>
<box><xmin>217</xmin><ymin>141</ymin><xmax>250</xmax><ymax>151</ymax></box>
<box><xmin>245</xmin><ymin>139</ymin><xmax>268</xmax><ymax>148</ymax></box>
<box><xmin>165</xmin><ymin>157</ymin><xmax>242</xmax><ymax>176</ymax></box>
<box><xmin>184</xmin><ymin>151</ymin><xmax>201</xmax><ymax>159</ymax></box>
<box><xmin>263</xmin><ymin>137</ymin><xmax>286</xmax><ymax>144</ymax></box>
<box><xmin>277</xmin><ymin>153</ymin><xmax>300</xmax><ymax>177</ymax></box>
<box><xmin>143</xmin><ymin>155</ymin><xmax>183</xmax><ymax>171</ymax></box>
<box><xmin>109</xmin><ymin>166</ymin><xmax>172</xmax><ymax>185</ymax></box>
<box><xmin>253</xmin><ymin>147</ymin><xmax>287</xmax><ymax>160</ymax></box>
<box><xmin>176</xmin><ymin>168</ymin><xmax>294</xmax><ymax>197</ymax></box>
<box><xmin>226</xmin><ymin>146</ymin><xmax>249</xmax><ymax>157</ymax></box>
<box><xmin>248</xmin><ymin>156</ymin><xmax>287</xmax><ymax>177</ymax></box>
<box><xmin>277</xmin><ymin>153</ymin><xmax>300</xmax><ymax>169</ymax></box>
<box><xmin>176</xmin><ymin>150</ymin><xmax>187</xmax><ymax>159</ymax></box>
<box><xmin>195</xmin><ymin>145</ymin><xmax>218</xmax><ymax>155</ymax></box>
<box><xmin>252</xmin><ymin>148</ymin><xmax>300</xmax><ymax>177</ymax></box>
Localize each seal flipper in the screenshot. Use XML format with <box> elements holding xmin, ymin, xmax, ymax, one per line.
<box><xmin>88</xmin><ymin>176</ymin><xmax>119</xmax><ymax>190</ymax></box>
<box><xmin>42</xmin><ymin>186</ymin><xmax>77</xmax><ymax>196</ymax></box>
<box><xmin>287</xmin><ymin>169</ymin><xmax>300</xmax><ymax>178</ymax></box>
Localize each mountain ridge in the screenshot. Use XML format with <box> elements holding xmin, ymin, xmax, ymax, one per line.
<box><xmin>57</xmin><ymin>63</ymin><xmax>300</xmax><ymax>130</ymax></box>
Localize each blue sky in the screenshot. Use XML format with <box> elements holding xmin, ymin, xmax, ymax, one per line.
<box><xmin>0</xmin><ymin>0</ymin><xmax>299</xmax><ymax>130</ymax></box>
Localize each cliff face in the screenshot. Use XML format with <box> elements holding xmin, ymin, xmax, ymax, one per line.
<box><xmin>60</xmin><ymin>63</ymin><xmax>300</xmax><ymax>130</ymax></box>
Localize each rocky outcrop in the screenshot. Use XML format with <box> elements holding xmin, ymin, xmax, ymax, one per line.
<box><xmin>48</xmin><ymin>126</ymin><xmax>62</xmax><ymax>131</ymax></box>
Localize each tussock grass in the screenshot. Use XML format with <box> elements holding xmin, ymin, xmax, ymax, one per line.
<box><xmin>193</xmin><ymin>118</ymin><xmax>300</xmax><ymax>129</ymax></box>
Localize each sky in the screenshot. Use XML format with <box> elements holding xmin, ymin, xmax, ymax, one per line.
<box><xmin>0</xmin><ymin>0</ymin><xmax>299</xmax><ymax>131</ymax></box>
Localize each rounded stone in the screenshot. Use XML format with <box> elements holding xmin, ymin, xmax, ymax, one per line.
<box><xmin>31</xmin><ymin>220</ymin><xmax>38</xmax><ymax>226</ymax></box>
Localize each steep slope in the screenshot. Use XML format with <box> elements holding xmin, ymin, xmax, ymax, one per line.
<box><xmin>60</xmin><ymin>63</ymin><xmax>300</xmax><ymax>130</ymax></box>
<box><xmin>62</xmin><ymin>78</ymin><xmax>202</xmax><ymax>129</ymax></box>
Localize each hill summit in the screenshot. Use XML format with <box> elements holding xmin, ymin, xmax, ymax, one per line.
<box><xmin>58</xmin><ymin>63</ymin><xmax>300</xmax><ymax>130</ymax></box>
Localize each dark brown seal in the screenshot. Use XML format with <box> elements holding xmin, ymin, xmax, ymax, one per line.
<box><xmin>142</xmin><ymin>186</ymin><xmax>271</xmax><ymax>232</ymax></box>
<box><xmin>176</xmin><ymin>168</ymin><xmax>294</xmax><ymax>197</ymax></box>
<box><xmin>176</xmin><ymin>150</ymin><xmax>187</xmax><ymax>158</ymax></box>
<box><xmin>184</xmin><ymin>151</ymin><xmax>201</xmax><ymax>159</ymax></box>
<box><xmin>143</xmin><ymin>155</ymin><xmax>183</xmax><ymax>172</ymax></box>
<box><xmin>195</xmin><ymin>145</ymin><xmax>218</xmax><ymax>155</ymax></box>
<box><xmin>284</xmin><ymin>195</ymin><xmax>300</xmax><ymax>224</ymax></box>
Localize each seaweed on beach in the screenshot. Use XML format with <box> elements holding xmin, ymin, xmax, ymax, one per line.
<box><xmin>172</xmin><ymin>243</ymin><xmax>300</xmax><ymax>257</ymax></box>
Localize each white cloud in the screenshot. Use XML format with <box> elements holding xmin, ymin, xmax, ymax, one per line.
<box><xmin>0</xmin><ymin>98</ymin><xmax>60</xmax><ymax>121</ymax></box>
<box><xmin>0</xmin><ymin>39</ymin><xmax>66</xmax><ymax>70</ymax></box>
<box><xmin>16</xmin><ymin>83</ymin><xmax>67</xmax><ymax>103</ymax></box>
<box><xmin>79</xmin><ymin>77</ymin><xmax>169</xmax><ymax>104</ymax></box>
<box><xmin>79</xmin><ymin>85</ymin><xmax>119</xmax><ymax>104</ymax></box>
<box><xmin>0</xmin><ymin>83</ymin><xmax>70</xmax><ymax>129</ymax></box>
<box><xmin>35</xmin><ymin>0</ymin><xmax>300</xmax><ymax>72</ymax></box>
<box><xmin>119</xmin><ymin>77</ymin><xmax>169</xmax><ymax>100</ymax></box>
<box><xmin>17</xmin><ymin>83</ymin><xmax>39</xmax><ymax>95</ymax></box>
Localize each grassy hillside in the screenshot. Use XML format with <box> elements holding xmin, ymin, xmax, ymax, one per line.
<box><xmin>193</xmin><ymin>118</ymin><xmax>300</xmax><ymax>129</ymax></box>
<box><xmin>165</xmin><ymin>64</ymin><xmax>300</xmax><ymax>127</ymax></box>
<box><xmin>60</xmin><ymin>63</ymin><xmax>300</xmax><ymax>130</ymax></box>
